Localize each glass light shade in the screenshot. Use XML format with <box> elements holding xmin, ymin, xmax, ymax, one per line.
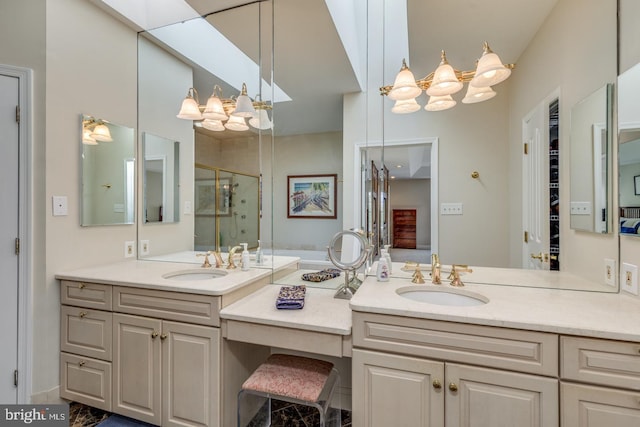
<box><xmin>176</xmin><ymin>96</ymin><xmax>203</xmax><ymax>120</ymax></box>
<box><xmin>202</xmin><ymin>94</ymin><xmax>228</xmax><ymax>120</ymax></box>
<box><xmin>462</xmin><ymin>84</ymin><xmax>496</xmax><ymax>104</ymax></box>
<box><xmin>425</xmin><ymin>94</ymin><xmax>456</xmax><ymax>111</ymax></box>
<box><xmin>388</xmin><ymin>59</ymin><xmax>422</xmax><ymax>101</ymax></box>
<box><xmin>232</xmin><ymin>83</ymin><xmax>256</xmax><ymax>117</ymax></box>
<box><xmin>470</xmin><ymin>42</ymin><xmax>511</xmax><ymax>87</ymax></box>
<box><xmin>202</xmin><ymin>119</ymin><xmax>225</xmax><ymax>131</ymax></box>
<box><xmin>82</xmin><ymin>129</ymin><xmax>98</xmax><ymax>145</ymax></box>
<box><xmin>426</xmin><ymin>51</ymin><xmax>463</xmax><ymax>96</ymax></box>
<box><xmin>248</xmin><ymin>109</ymin><xmax>272</xmax><ymax>129</ymax></box>
<box><xmin>91</xmin><ymin>124</ymin><xmax>113</xmax><ymax>142</ymax></box>
<box><xmin>225</xmin><ymin>115</ymin><xmax>249</xmax><ymax>131</ymax></box>
<box><xmin>391</xmin><ymin>98</ymin><xmax>421</xmax><ymax>114</ymax></box>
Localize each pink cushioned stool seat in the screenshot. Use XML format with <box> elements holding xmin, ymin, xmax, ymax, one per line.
<box><xmin>237</xmin><ymin>354</ymin><xmax>341</xmax><ymax>426</ymax></box>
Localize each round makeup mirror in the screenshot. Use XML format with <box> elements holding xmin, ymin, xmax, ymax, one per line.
<box><xmin>327</xmin><ymin>229</ymin><xmax>372</xmax><ymax>299</ymax></box>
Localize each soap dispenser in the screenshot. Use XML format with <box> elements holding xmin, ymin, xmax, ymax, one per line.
<box><xmin>255</xmin><ymin>240</ymin><xmax>263</xmax><ymax>265</ymax></box>
<box><xmin>376</xmin><ymin>253</ymin><xmax>389</xmax><ymax>282</ymax></box>
<box><xmin>241</xmin><ymin>243</ymin><xmax>250</xmax><ymax>271</ymax></box>
<box><xmin>383</xmin><ymin>245</ymin><xmax>392</xmax><ymax>274</ymax></box>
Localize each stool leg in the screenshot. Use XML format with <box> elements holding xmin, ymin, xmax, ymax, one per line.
<box><xmin>238</xmin><ymin>390</ymin><xmax>271</xmax><ymax>426</ymax></box>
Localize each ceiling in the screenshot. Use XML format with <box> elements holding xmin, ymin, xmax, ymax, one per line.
<box><xmin>96</xmin><ymin>0</ymin><xmax>560</xmax><ymax>178</ymax></box>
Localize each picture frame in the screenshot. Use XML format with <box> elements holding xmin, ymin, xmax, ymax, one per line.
<box><xmin>287</xmin><ymin>174</ymin><xmax>337</xmax><ymax>219</ymax></box>
<box><xmin>635</xmin><ymin>175</ymin><xmax>640</xmax><ymax>196</ymax></box>
<box><xmin>194</xmin><ymin>179</ymin><xmax>216</xmax><ymax>216</ymax></box>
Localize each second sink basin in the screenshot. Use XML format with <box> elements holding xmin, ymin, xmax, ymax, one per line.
<box><xmin>396</xmin><ymin>286</ymin><xmax>488</xmax><ymax>306</ymax></box>
<box><xmin>162</xmin><ymin>269</ymin><xmax>228</xmax><ymax>281</ymax></box>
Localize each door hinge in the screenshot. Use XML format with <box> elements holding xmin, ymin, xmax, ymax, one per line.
<box><xmin>14</xmin><ymin>370</ymin><xmax>18</xmax><ymax>386</ymax></box>
<box><xmin>524</xmin><ymin>231</ymin><xmax>529</xmax><ymax>243</ymax></box>
<box><xmin>15</xmin><ymin>238</ymin><xmax>20</xmax><ymax>255</ymax></box>
<box><xmin>15</xmin><ymin>105</ymin><xmax>20</xmax><ymax>124</ymax></box>
<box><xmin>524</xmin><ymin>143</ymin><xmax>529</xmax><ymax>155</ymax></box>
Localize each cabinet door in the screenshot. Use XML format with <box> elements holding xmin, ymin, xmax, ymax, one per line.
<box><xmin>162</xmin><ymin>321</ymin><xmax>221</xmax><ymax>427</ymax></box>
<box><xmin>352</xmin><ymin>349</ymin><xmax>444</xmax><ymax>427</ymax></box>
<box><xmin>562</xmin><ymin>382</ymin><xmax>640</xmax><ymax>427</ymax></box>
<box><xmin>446</xmin><ymin>363</ymin><xmax>558</xmax><ymax>427</ymax></box>
<box><xmin>113</xmin><ymin>313</ymin><xmax>162</xmax><ymax>425</ymax></box>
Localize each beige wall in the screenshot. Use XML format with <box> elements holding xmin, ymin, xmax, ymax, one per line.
<box><xmin>507</xmin><ymin>0</ymin><xmax>617</xmax><ymax>282</ymax></box>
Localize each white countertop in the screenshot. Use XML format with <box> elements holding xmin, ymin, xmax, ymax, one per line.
<box><xmin>220</xmin><ymin>284</ymin><xmax>352</xmax><ymax>335</ymax></box>
<box><xmin>55</xmin><ymin>257</ymin><xmax>299</xmax><ymax>296</ymax></box>
<box><xmin>350</xmin><ymin>271</ymin><xmax>640</xmax><ymax>342</ymax></box>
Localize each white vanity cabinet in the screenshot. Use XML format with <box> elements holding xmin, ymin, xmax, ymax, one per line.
<box><xmin>352</xmin><ymin>312</ymin><xmax>559</xmax><ymax>427</ymax></box>
<box><xmin>60</xmin><ymin>280</ymin><xmax>222</xmax><ymax>427</ymax></box>
<box><xmin>560</xmin><ymin>336</ymin><xmax>640</xmax><ymax>426</ymax></box>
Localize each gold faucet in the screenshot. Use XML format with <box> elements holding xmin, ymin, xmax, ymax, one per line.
<box><xmin>227</xmin><ymin>245</ymin><xmax>241</xmax><ymax>269</ymax></box>
<box><xmin>197</xmin><ymin>251</ymin><xmax>212</xmax><ymax>268</ymax></box>
<box><xmin>212</xmin><ymin>251</ymin><xmax>223</xmax><ymax>268</ymax></box>
<box><xmin>431</xmin><ymin>253</ymin><xmax>442</xmax><ymax>284</ymax></box>
<box><xmin>448</xmin><ymin>264</ymin><xmax>473</xmax><ymax>287</ymax></box>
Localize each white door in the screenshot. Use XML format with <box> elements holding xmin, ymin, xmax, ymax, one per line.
<box><xmin>0</xmin><ymin>73</ymin><xmax>19</xmax><ymax>403</ymax></box>
<box><xmin>522</xmin><ymin>103</ymin><xmax>549</xmax><ymax>270</ymax></box>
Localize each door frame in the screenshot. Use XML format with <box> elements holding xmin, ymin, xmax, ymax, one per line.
<box><xmin>1</xmin><ymin>64</ymin><xmax>33</xmax><ymax>403</ymax></box>
<box><xmin>354</xmin><ymin>137</ymin><xmax>438</xmax><ymax>254</ymax></box>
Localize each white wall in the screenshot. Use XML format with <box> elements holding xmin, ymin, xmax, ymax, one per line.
<box><xmin>507</xmin><ymin>0</ymin><xmax>617</xmax><ymax>282</ymax></box>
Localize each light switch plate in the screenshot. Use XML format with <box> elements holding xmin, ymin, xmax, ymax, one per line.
<box><xmin>441</xmin><ymin>203</ymin><xmax>463</xmax><ymax>215</ymax></box>
<box><xmin>124</xmin><ymin>241</ymin><xmax>135</xmax><ymax>258</ymax></box>
<box><xmin>184</xmin><ymin>201</ymin><xmax>192</xmax><ymax>215</ymax></box>
<box><xmin>603</xmin><ymin>258</ymin><xmax>616</xmax><ymax>287</ymax></box>
<box><xmin>621</xmin><ymin>263</ymin><xmax>638</xmax><ymax>295</ymax></box>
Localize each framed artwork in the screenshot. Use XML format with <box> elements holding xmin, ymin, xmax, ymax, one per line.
<box><xmin>635</xmin><ymin>175</ymin><xmax>640</xmax><ymax>196</ymax></box>
<box><xmin>287</xmin><ymin>174</ymin><xmax>337</xmax><ymax>219</ymax></box>
<box><xmin>217</xmin><ymin>177</ymin><xmax>232</xmax><ymax>216</ymax></box>
<box><xmin>194</xmin><ymin>179</ymin><xmax>215</xmax><ymax>215</ymax></box>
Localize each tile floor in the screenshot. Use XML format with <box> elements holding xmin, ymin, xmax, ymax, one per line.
<box><xmin>68</xmin><ymin>401</ymin><xmax>351</xmax><ymax>427</ymax></box>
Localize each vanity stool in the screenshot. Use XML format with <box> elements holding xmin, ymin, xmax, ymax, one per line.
<box><xmin>237</xmin><ymin>353</ymin><xmax>341</xmax><ymax>426</ymax></box>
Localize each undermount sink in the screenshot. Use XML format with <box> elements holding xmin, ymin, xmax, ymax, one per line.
<box><xmin>162</xmin><ymin>269</ymin><xmax>228</xmax><ymax>281</ymax></box>
<box><xmin>396</xmin><ymin>286</ymin><xmax>488</xmax><ymax>306</ymax></box>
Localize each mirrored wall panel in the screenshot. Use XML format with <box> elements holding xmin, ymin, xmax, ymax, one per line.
<box><xmin>143</xmin><ymin>133</ymin><xmax>180</xmax><ymax>224</ymax></box>
<box><xmin>81</xmin><ymin>114</ymin><xmax>135</xmax><ymax>226</ymax></box>
<box><xmin>619</xmin><ymin>62</ymin><xmax>640</xmax><ymax>236</ymax></box>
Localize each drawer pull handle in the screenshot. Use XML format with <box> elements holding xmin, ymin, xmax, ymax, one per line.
<box><xmin>432</xmin><ymin>379</ymin><xmax>442</xmax><ymax>390</ymax></box>
<box><xmin>79</xmin><ymin>361</ymin><xmax>85</xmax><ymax>367</ymax></box>
<box><xmin>449</xmin><ymin>383</ymin><xmax>458</xmax><ymax>392</ymax></box>
<box><xmin>160</xmin><ymin>334</ymin><xmax>168</xmax><ymax>340</ymax></box>
<box><xmin>79</xmin><ymin>283</ymin><xmax>85</xmax><ymax>289</ymax></box>
<box><xmin>79</xmin><ymin>311</ymin><xmax>87</xmax><ymax>318</ymax></box>
<box><xmin>151</xmin><ymin>332</ymin><xmax>159</xmax><ymax>339</ymax></box>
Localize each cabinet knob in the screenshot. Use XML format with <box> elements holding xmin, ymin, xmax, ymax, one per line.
<box><xmin>449</xmin><ymin>383</ymin><xmax>458</xmax><ymax>392</ymax></box>
<box><xmin>78</xmin><ymin>361</ymin><xmax>85</xmax><ymax>367</ymax></box>
<box><xmin>160</xmin><ymin>334</ymin><xmax>168</xmax><ymax>340</ymax></box>
<box><xmin>432</xmin><ymin>379</ymin><xmax>442</xmax><ymax>389</ymax></box>
<box><xmin>79</xmin><ymin>311</ymin><xmax>87</xmax><ymax>318</ymax></box>
<box><xmin>151</xmin><ymin>331</ymin><xmax>159</xmax><ymax>339</ymax></box>
<box><xmin>78</xmin><ymin>283</ymin><xmax>85</xmax><ymax>289</ymax></box>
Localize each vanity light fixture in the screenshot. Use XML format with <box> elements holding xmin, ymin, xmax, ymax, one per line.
<box><xmin>381</xmin><ymin>42</ymin><xmax>514</xmax><ymax>113</ymax></box>
<box><xmin>177</xmin><ymin>83</ymin><xmax>272</xmax><ymax>131</ymax></box>
<box><xmin>82</xmin><ymin>117</ymin><xmax>113</xmax><ymax>144</ymax></box>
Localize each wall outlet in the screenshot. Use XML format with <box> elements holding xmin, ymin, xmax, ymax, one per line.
<box><xmin>52</xmin><ymin>196</ymin><xmax>68</xmax><ymax>216</ymax></box>
<box><xmin>621</xmin><ymin>263</ymin><xmax>639</xmax><ymax>295</ymax></box>
<box><xmin>441</xmin><ymin>203</ymin><xmax>463</xmax><ymax>215</ymax></box>
<box><xmin>184</xmin><ymin>201</ymin><xmax>192</xmax><ymax>215</ymax></box>
<box><xmin>140</xmin><ymin>240</ymin><xmax>150</xmax><ymax>256</ymax></box>
<box><xmin>603</xmin><ymin>258</ymin><xmax>616</xmax><ymax>287</ymax></box>
<box><xmin>124</xmin><ymin>241</ymin><xmax>135</xmax><ymax>258</ymax></box>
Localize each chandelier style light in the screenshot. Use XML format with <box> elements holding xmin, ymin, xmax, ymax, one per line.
<box><xmin>82</xmin><ymin>117</ymin><xmax>113</xmax><ymax>145</ymax></box>
<box><xmin>380</xmin><ymin>42</ymin><xmax>514</xmax><ymax>113</ymax></box>
<box><xmin>176</xmin><ymin>83</ymin><xmax>272</xmax><ymax>131</ymax></box>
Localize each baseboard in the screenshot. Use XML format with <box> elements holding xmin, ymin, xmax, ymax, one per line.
<box><xmin>31</xmin><ymin>386</ymin><xmax>65</xmax><ymax>404</ymax></box>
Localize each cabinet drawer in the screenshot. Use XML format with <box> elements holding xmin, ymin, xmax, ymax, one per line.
<box><xmin>561</xmin><ymin>336</ymin><xmax>640</xmax><ymax>390</ymax></box>
<box><xmin>113</xmin><ymin>286</ymin><xmax>220</xmax><ymax>326</ymax></box>
<box><xmin>60</xmin><ymin>352</ymin><xmax>112</xmax><ymax>411</ymax></box>
<box><xmin>61</xmin><ymin>281</ymin><xmax>112</xmax><ymax>310</ymax></box>
<box><xmin>61</xmin><ymin>306</ymin><xmax>112</xmax><ymax>361</ymax></box>
<box><xmin>561</xmin><ymin>382</ymin><xmax>640</xmax><ymax>426</ymax></box>
<box><xmin>353</xmin><ymin>312</ymin><xmax>558</xmax><ymax>376</ymax></box>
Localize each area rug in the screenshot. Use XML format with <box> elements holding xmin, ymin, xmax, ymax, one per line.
<box><xmin>96</xmin><ymin>414</ymin><xmax>157</xmax><ymax>427</ymax></box>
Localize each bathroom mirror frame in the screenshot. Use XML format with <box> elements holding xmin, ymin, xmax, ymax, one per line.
<box><xmin>81</xmin><ymin>114</ymin><xmax>136</xmax><ymax>227</ymax></box>
<box><xmin>569</xmin><ymin>83</ymin><xmax>614</xmax><ymax>233</ymax></box>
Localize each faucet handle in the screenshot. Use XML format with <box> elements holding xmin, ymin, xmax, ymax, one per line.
<box><xmin>448</xmin><ymin>264</ymin><xmax>473</xmax><ymax>287</ymax></box>
<box><xmin>197</xmin><ymin>252</ymin><xmax>212</xmax><ymax>268</ymax></box>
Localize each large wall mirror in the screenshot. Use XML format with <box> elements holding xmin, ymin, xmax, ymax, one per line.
<box><xmin>143</xmin><ymin>132</ymin><xmax>180</xmax><ymax>224</ymax></box>
<box><xmin>81</xmin><ymin>114</ymin><xmax>135</xmax><ymax>227</ymax></box>
<box><xmin>569</xmin><ymin>84</ymin><xmax>613</xmax><ymax>233</ymax></box>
